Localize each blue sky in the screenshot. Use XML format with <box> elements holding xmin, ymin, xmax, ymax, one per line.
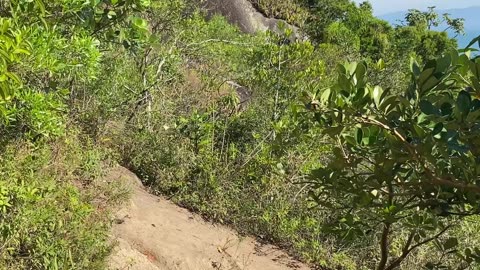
<box><xmin>353</xmin><ymin>0</ymin><xmax>478</xmax><ymax>15</ymax></box>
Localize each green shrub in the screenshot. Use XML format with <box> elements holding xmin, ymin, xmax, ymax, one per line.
<box><xmin>0</xmin><ymin>134</ymin><xmax>117</xmax><ymax>270</ymax></box>
<box><xmin>248</xmin><ymin>0</ymin><xmax>309</xmax><ymax>26</ymax></box>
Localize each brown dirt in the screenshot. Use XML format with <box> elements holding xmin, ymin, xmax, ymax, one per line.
<box><xmin>107</xmin><ymin>166</ymin><xmax>311</xmax><ymax>270</ymax></box>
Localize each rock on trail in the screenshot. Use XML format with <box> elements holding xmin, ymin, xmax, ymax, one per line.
<box><xmin>107</xmin><ymin>166</ymin><xmax>310</xmax><ymax>270</ymax></box>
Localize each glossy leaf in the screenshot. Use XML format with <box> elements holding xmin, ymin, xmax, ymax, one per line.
<box><xmin>444</xmin><ymin>238</ymin><xmax>459</xmax><ymax>250</ymax></box>
<box><xmin>419</xmin><ymin>100</ymin><xmax>438</xmax><ymax>115</ymax></box>
<box><xmin>457</xmin><ymin>91</ymin><xmax>472</xmax><ymax>115</ymax></box>
<box><xmin>372</xmin><ymin>86</ymin><xmax>383</xmax><ymax>107</ymax></box>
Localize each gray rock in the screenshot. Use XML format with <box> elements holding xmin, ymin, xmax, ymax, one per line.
<box><xmin>201</xmin><ymin>0</ymin><xmax>303</xmax><ymax>40</ymax></box>
<box><xmin>226</xmin><ymin>80</ymin><xmax>251</xmax><ymax>106</ymax></box>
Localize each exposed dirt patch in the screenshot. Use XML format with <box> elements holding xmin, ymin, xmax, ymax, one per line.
<box><xmin>106</xmin><ymin>166</ymin><xmax>310</xmax><ymax>270</ymax></box>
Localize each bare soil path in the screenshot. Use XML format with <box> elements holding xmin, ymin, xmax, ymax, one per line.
<box><xmin>107</xmin><ymin>166</ymin><xmax>311</xmax><ymax>270</ymax></box>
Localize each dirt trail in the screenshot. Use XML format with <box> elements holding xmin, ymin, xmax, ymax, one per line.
<box><xmin>107</xmin><ymin>166</ymin><xmax>310</xmax><ymax>270</ymax></box>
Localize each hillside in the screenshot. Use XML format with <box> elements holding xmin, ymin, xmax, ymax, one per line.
<box><xmin>380</xmin><ymin>6</ymin><xmax>480</xmax><ymax>47</ymax></box>
<box><xmin>1</xmin><ymin>1</ymin><xmax>480</xmax><ymax>270</ymax></box>
<box><xmin>107</xmin><ymin>166</ymin><xmax>310</xmax><ymax>270</ymax></box>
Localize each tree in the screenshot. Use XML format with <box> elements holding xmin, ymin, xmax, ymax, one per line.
<box><xmin>324</xmin><ymin>22</ymin><xmax>360</xmax><ymax>53</ymax></box>
<box><xmin>304</xmin><ymin>0</ymin><xmax>356</xmax><ymax>43</ymax></box>
<box><xmin>359</xmin><ymin>1</ymin><xmax>373</xmax><ymax>14</ymax></box>
<box><xmin>343</xmin><ymin>8</ymin><xmax>393</xmax><ymax>60</ymax></box>
<box><xmin>392</xmin><ymin>7</ymin><xmax>461</xmax><ymax>63</ymax></box>
<box><xmin>0</xmin><ymin>0</ymin><xmax>151</xmax><ymax>139</ymax></box>
<box><xmin>305</xmin><ymin>0</ymin><xmax>392</xmax><ymax>60</ymax></box>
<box><xmin>405</xmin><ymin>6</ymin><xmax>464</xmax><ymax>35</ymax></box>
<box><xmin>393</xmin><ymin>26</ymin><xmax>457</xmax><ymax>62</ymax></box>
<box><xmin>405</xmin><ymin>7</ymin><xmax>439</xmax><ymax>29</ymax></box>
<box><xmin>305</xmin><ymin>38</ymin><xmax>480</xmax><ymax>269</ymax></box>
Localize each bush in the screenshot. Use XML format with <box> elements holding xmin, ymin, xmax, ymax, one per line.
<box><xmin>105</xmin><ymin>24</ymin><xmax>356</xmax><ymax>267</ymax></box>
<box><xmin>248</xmin><ymin>0</ymin><xmax>309</xmax><ymax>26</ymax></box>
<box><xmin>0</xmin><ymin>133</ymin><xmax>119</xmax><ymax>270</ymax></box>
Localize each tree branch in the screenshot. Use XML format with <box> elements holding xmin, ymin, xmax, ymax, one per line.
<box><xmin>357</xmin><ymin>116</ymin><xmax>480</xmax><ymax>194</ymax></box>
<box><xmin>377</xmin><ymin>222</ymin><xmax>391</xmax><ymax>270</ymax></box>
<box><xmin>383</xmin><ymin>231</ymin><xmax>415</xmax><ymax>270</ymax></box>
<box><xmin>185</xmin><ymin>39</ymin><xmax>252</xmax><ymax>48</ymax></box>
<box><xmin>424</xmin><ymin>168</ymin><xmax>480</xmax><ymax>193</ymax></box>
<box><xmin>384</xmin><ymin>225</ymin><xmax>452</xmax><ymax>270</ymax></box>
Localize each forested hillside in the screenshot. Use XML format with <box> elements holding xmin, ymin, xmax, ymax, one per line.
<box><xmin>1</xmin><ymin>0</ymin><xmax>480</xmax><ymax>269</ymax></box>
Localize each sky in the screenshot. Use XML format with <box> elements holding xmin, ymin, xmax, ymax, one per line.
<box><xmin>353</xmin><ymin>0</ymin><xmax>478</xmax><ymax>15</ymax></box>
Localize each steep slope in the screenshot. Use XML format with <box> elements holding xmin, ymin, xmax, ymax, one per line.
<box><xmin>107</xmin><ymin>166</ymin><xmax>310</xmax><ymax>270</ymax></box>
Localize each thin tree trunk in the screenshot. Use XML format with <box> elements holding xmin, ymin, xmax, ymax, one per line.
<box><xmin>377</xmin><ymin>222</ymin><xmax>391</xmax><ymax>270</ymax></box>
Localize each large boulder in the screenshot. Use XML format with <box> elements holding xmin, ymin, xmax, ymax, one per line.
<box><xmin>201</xmin><ymin>0</ymin><xmax>302</xmax><ymax>39</ymax></box>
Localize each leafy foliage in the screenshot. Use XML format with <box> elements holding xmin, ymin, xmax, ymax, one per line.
<box><xmin>0</xmin><ymin>0</ymin><xmax>148</xmax><ymax>268</ymax></box>
<box><xmin>306</xmin><ymin>42</ymin><xmax>480</xmax><ymax>269</ymax></box>
<box><xmin>248</xmin><ymin>0</ymin><xmax>309</xmax><ymax>26</ymax></box>
<box><xmin>0</xmin><ymin>18</ymin><xmax>29</xmax><ymax>99</ymax></box>
<box><xmin>405</xmin><ymin>6</ymin><xmax>465</xmax><ymax>35</ymax></box>
<box><xmin>0</xmin><ymin>135</ymin><xmax>114</xmax><ymax>270</ymax></box>
<box><xmin>0</xmin><ymin>0</ymin><xmax>478</xmax><ymax>269</ymax></box>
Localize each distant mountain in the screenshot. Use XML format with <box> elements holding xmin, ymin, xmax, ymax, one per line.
<box><xmin>379</xmin><ymin>6</ymin><xmax>480</xmax><ymax>48</ymax></box>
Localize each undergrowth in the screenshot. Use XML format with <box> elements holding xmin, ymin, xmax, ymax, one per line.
<box><xmin>0</xmin><ymin>0</ymin><xmax>475</xmax><ymax>269</ymax></box>
<box><xmin>248</xmin><ymin>0</ymin><xmax>309</xmax><ymax>26</ymax></box>
<box><xmin>0</xmin><ymin>131</ymin><xmax>123</xmax><ymax>270</ymax></box>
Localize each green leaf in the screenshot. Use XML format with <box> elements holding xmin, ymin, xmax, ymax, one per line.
<box><xmin>466</xmin><ymin>109</ymin><xmax>480</xmax><ymax>122</ymax></box>
<box><xmin>131</xmin><ymin>17</ymin><xmax>148</xmax><ymax>30</ymax></box>
<box><xmin>410</xmin><ymin>58</ymin><xmax>421</xmax><ymax>77</ymax></box>
<box><xmin>336</xmin><ymin>63</ymin><xmax>347</xmax><ymax>75</ymax></box>
<box><xmin>436</xmin><ymin>54</ymin><xmax>451</xmax><ymax>73</ymax></box>
<box><xmin>5</xmin><ymin>72</ymin><xmax>21</xmax><ymax>84</ymax></box>
<box><xmin>347</xmin><ymin>62</ymin><xmax>357</xmax><ymax>76</ymax></box>
<box><xmin>440</xmin><ymin>102</ymin><xmax>453</xmax><ymax>116</ymax></box>
<box><xmin>444</xmin><ymin>237</ymin><xmax>458</xmax><ymax>250</ymax></box>
<box><xmin>376</xmin><ymin>59</ymin><xmax>385</xmax><ymax>70</ymax></box>
<box><xmin>355</xmin><ymin>63</ymin><xmax>366</xmax><ymax>82</ymax></box>
<box><xmin>344</xmin><ymin>135</ymin><xmax>356</xmax><ymax>146</ymax></box>
<box><xmin>338</xmin><ymin>74</ymin><xmax>351</xmax><ymax>93</ymax></box>
<box><xmin>421</xmin><ymin>76</ymin><xmax>440</xmax><ymax>93</ymax></box>
<box><xmin>34</xmin><ymin>0</ymin><xmax>46</xmax><ymax>16</ymax></box>
<box><xmin>140</xmin><ymin>0</ymin><xmax>151</xmax><ymax>7</ymax></box>
<box><xmin>13</xmin><ymin>48</ymin><xmax>30</xmax><ymax>55</ymax></box>
<box><xmin>457</xmin><ymin>90</ymin><xmax>471</xmax><ymax>115</ymax></box>
<box><xmin>470</xmin><ymin>62</ymin><xmax>480</xmax><ymax>79</ymax></box>
<box><xmin>419</xmin><ymin>100</ymin><xmax>438</xmax><ymax>115</ymax></box>
<box><xmin>466</xmin><ymin>35</ymin><xmax>480</xmax><ymax>49</ymax></box>
<box><xmin>466</xmin><ymin>248</ymin><xmax>473</xmax><ymax>257</ymax></box>
<box><xmin>372</xmin><ymin>86</ymin><xmax>383</xmax><ymax>107</ymax></box>
<box><xmin>379</xmin><ymin>95</ymin><xmax>398</xmax><ymax>113</ymax></box>
<box><xmin>320</xmin><ymin>88</ymin><xmax>331</xmax><ymax>104</ymax></box>
<box><xmin>107</xmin><ymin>10</ymin><xmax>117</xmax><ymax>19</ymax></box>
<box><xmin>418</xmin><ymin>67</ymin><xmax>435</xmax><ymax>86</ymax></box>
<box><xmin>323</xmin><ymin>126</ymin><xmax>344</xmax><ymax>137</ymax></box>
<box><xmin>471</xmin><ymin>77</ymin><xmax>480</xmax><ymax>92</ymax></box>
<box><xmin>472</xmin><ymin>99</ymin><xmax>480</xmax><ymax>111</ymax></box>
<box><xmin>413</xmin><ymin>124</ymin><xmax>426</xmax><ymax>137</ymax></box>
<box><xmin>0</xmin><ymin>85</ymin><xmax>6</xmax><ymax>99</ymax></box>
<box><xmin>432</xmin><ymin>123</ymin><xmax>443</xmax><ymax>135</ymax></box>
<box><xmin>356</xmin><ymin>128</ymin><xmax>363</xmax><ymax>144</ymax></box>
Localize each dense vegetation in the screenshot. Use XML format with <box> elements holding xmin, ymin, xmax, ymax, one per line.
<box><xmin>0</xmin><ymin>0</ymin><xmax>479</xmax><ymax>269</ymax></box>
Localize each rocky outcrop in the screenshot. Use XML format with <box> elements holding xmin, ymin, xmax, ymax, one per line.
<box><xmin>201</xmin><ymin>0</ymin><xmax>302</xmax><ymax>39</ymax></box>
<box><xmin>226</xmin><ymin>80</ymin><xmax>251</xmax><ymax>106</ymax></box>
